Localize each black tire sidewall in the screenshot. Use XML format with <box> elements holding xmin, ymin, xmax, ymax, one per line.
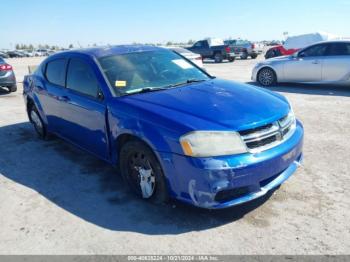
<box><xmin>29</xmin><ymin>106</ymin><xmax>46</xmax><ymax>139</ymax></box>
<box><xmin>8</xmin><ymin>85</ymin><xmax>17</xmax><ymax>92</ymax></box>
<box><xmin>119</xmin><ymin>140</ymin><xmax>169</xmax><ymax>204</ymax></box>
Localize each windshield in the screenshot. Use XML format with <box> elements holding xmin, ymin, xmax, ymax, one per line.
<box><xmin>98</xmin><ymin>50</ymin><xmax>210</xmax><ymax>96</ymax></box>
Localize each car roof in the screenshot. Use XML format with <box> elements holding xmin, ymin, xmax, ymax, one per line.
<box><xmin>50</xmin><ymin>45</ymin><xmax>164</xmax><ymax>59</ymax></box>
<box><xmin>315</xmin><ymin>39</ymin><xmax>350</xmax><ymax>45</ymax></box>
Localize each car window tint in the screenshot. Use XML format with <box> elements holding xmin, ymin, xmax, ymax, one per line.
<box><xmin>300</xmin><ymin>44</ymin><xmax>328</xmax><ymax>57</ymax></box>
<box><xmin>328</xmin><ymin>43</ymin><xmax>350</xmax><ymax>56</ymax></box>
<box><xmin>45</xmin><ymin>59</ymin><xmax>66</xmax><ymax>86</ymax></box>
<box><xmin>194</xmin><ymin>41</ymin><xmax>202</xmax><ymax>48</ymax></box>
<box><xmin>66</xmin><ymin>58</ymin><xmax>99</xmax><ymax>98</ymax></box>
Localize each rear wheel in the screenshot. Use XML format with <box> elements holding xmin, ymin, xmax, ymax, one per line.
<box><xmin>119</xmin><ymin>140</ymin><xmax>169</xmax><ymax>204</ymax></box>
<box><xmin>8</xmin><ymin>84</ymin><xmax>17</xmax><ymax>93</ymax></box>
<box><xmin>214</xmin><ymin>53</ymin><xmax>223</xmax><ymax>63</ymax></box>
<box><xmin>258</xmin><ymin>68</ymin><xmax>277</xmax><ymax>86</ymax></box>
<box><xmin>228</xmin><ymin>57</ymin><xmax>235</xmax><ymax>62</ymax></box>
<box><xmin>251</xmin><ymin>54</ymin><xmax>258</xmax><ymax>59</ymax></box>
<box><xmin>29</xmin><ymin>105</ymin><xmax>46</xmax><ymax>139</ymax></box>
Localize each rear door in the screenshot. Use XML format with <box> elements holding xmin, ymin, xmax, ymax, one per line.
<box><xmin>39</xmin><ymin>58</ymin><xmax>68</xmax><ymax>132</ymax></box>
<box><xmin>58</xmin><ymin>56</ymin><xmax>109</xmax><ymax>160</ymax></box>
<box><xmin>322</xmin><ymin>42</ymin><xmax>350</xmax><ymax>82</ymax></box>
<box><xmin>283</xmin><ymin>43</ymin><xmax>328</xmax><ymax>82</ymax></box>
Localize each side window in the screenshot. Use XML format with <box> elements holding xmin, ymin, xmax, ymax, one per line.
<box><xmin>202</xmin><ymin>41</ymin><xmax>209</xmax><ymax>48</ymax></box>
<box><xmin>45</xmin><ymin>59</ymin><xmax>66</xmax><ymax>86</ymax></box>
<box><xmin>328</xmin><ymin>43</ymin><xmax>350</xmax><ymax>56</ymax></box>
<box><xmin>66</xmin><ymin>58</ymin><xmax>100</xmax><ymax>98</ymax></box>
<box><xmin>193</xmin><ymin>41</ymin><xmax>203</xmax><ymax>48</ymax></box>
<box><xmin>299</xmin><ymin>44</ymin><xmax>328</xmax><ymax>57</ymax></box>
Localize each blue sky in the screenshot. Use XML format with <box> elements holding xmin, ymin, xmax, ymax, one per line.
<box><xmin>1</xmin><ymin>0</ymin><xmax>350</xmax><ymax>49</ymax></box>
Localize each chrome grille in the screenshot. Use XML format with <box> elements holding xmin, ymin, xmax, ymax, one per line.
<box><xmin>239</xmin><ymin>113</ymin><xmax>296</xmax><ymax>153</ymax></box>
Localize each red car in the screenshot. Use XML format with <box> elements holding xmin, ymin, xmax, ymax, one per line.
<box><xmin>265</xmin><ymin>32</ymin><xmax>337</xmax><ymax>59</ymax></box>
<box><xmin>265</xmin><ymin>45</ymin><xmax>299</xmax><ymax>59</ymax></box>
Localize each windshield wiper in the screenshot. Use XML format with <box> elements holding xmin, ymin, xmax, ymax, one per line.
<box><xmin>123</xmin><ymin>87</ymin><xmax>169</xmax><ymax>96</ymax></box>
<box><xmin>165</xmin><ymin>79</ymin><xmax>207</xmax><ymax>88</ymax></box>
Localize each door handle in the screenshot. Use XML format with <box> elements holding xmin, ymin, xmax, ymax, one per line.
<box><xmin>58</xmin><ymin>95</ymin><xmax>70</xmax><ymax>102</ymax></box>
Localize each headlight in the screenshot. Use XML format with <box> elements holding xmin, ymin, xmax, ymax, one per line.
<box><xmin>180</xmin><ymin>131</ymin><xmax>247</xmax><ymax>157</ymax></box>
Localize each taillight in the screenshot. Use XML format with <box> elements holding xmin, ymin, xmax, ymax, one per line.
<box><xmin>0</xmin><ymin>64</ymin><xmax>12</xmax><ymax>71</ymax></box>
<box><xmin>225</xmin><ymin>46</ymin><xmax>231</xmax><ymax>53</ymax></box>
<box><xmin>251</xmin><ymin>43</ymin><xmax>255</xmax><ymax>49</ymax></box>
<box><xmin>195</xmin><ymin>56</ymin><xmax>202</xmax><ymax>60</ymax></box>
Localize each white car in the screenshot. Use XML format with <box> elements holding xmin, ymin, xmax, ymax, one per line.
<box><xmin>252</xmin><ymin>40</ymin><xmax>350</xmax><ymax>86</ymax></box>
<box><xmin>167</xmin><ymin>47</ymin><xmax>204</xmax><ymax>68</ymax></box>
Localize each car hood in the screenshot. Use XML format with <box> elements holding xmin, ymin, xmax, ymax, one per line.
<box><xmin>122</xmin><ymin>79</ymin><xmax>290</xmax><ymax>131</ymax></box>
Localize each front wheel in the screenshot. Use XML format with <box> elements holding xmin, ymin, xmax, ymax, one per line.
<box><xmin>257</xmin><ymin>68</ymin><xmax>277</xmax><ymax>86</ymax></box>
<box><xmin>251</xmin><ymin>54</ymin><xmax>258</xmax><ymax>59</ymax></box>
<box><xmin>119</xmin><ymin>140</ymin><xmax>169</xmax><ymax>204</ymax></box>
<box><xmin>228</xmin><ymin>57</ymin><xmax>235</xmax><ymax>62</ymax></box>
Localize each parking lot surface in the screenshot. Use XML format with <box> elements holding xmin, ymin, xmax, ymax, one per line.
<box><xmin>0</xmin><ymin>56</ymin><xmax>349</xmax><ymax>254</ymax></box>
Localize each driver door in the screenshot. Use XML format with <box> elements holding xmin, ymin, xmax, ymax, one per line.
<box><xmin>283</xmin><ymin>43</ymin><xmax>329</xmax><ymax>82</ymax></box>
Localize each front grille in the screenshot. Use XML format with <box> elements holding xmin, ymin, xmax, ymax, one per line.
<box><xmin>215</xmin><ymin>186</ymin><xmax>250</xmax><ymax>203</ymax></box>
<box><xmin>246</xmin><ymin>134</ymin><xmax>279</xmax><ymax>149</ymax></box>
<box><xmin>239</xmin><ymin>113</ymin><xmax>296</xmax><ymax>153</ymax></box>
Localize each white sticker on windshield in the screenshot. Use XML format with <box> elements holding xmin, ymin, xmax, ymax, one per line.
<box><xmin>172</xmin><ymin>59</ymin><xmax>194</xmax><ymax>69</ymax></box>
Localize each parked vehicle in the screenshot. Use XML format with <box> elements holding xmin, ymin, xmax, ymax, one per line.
<box><xmin>0</xmin><ymin>51</ymin><xmax>10</xmax><ymax>58</ymax></box>
<box><xmin>35</xmin><ymin>49</ymin><xmax>49</xmax><ymax>56</ymax></box>
<box><xmin>224</xmin><ymin>39</ymin><xmax>259</xmax><ymax>59</ymax></box>
<box><xmin>6</xmin><ymin>51</ymin><xmax>25</xmax><ymax>58</ymax></box>
<box><xmin>0</xmin><ymin>58</ymin><xmax>17</xmax><ymax>92</ymax></box>
<box><xmin>187</xmin><ymin>38</ymin><xmax>236</xmax><ymax>63</ymax></box>
<box><xmin>23</xmin><ymin>45</ymin><xmax>303</xmax><ymax>209</ymax></box>
<box><xmin>253</xmin><ymin>40</ymin><xmax>350</xmax><ymax>86</ymax></box>
<box><xmin>265</xmin><ymin>32</ymin><xmax>340</xmax><ymax>59</ymax></box>
<box><xmin>167</xmin><ymin>47</ymin><xmax>203</xmax><ymax>68</ymax></box>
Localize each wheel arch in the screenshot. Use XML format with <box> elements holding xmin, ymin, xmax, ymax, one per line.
<box><xmin>115</xmin><ymin>132</ymin><xmax>173</xmax><ymax>196</ymax></box>
<box><xmin>257</xmin><ymin>66</ymin><xmax>278</xmax><ymax>83</ymax></box>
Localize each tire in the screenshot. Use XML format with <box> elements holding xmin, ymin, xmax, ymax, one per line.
<box><xmin>251</xmin><ymin>54</ymin><xmax>258</xmax><ymax>59</ymax></box>
<box><xmin>119</xmin><ymin>140</ymin><xmax>169</xmax><ymax>204</ymax></box>
<box><xmin>28</xmin><ymin>105</ymin><xmax>46</xmax><ymax>139</ymax></box>
<box><xmin>240</xmin><ymin>52</ymin><xmax>248</xmax><ymax>60</ymax></box>
<box><xmin>257</xmin><ymin>67</ymin><xmax>277</xmax><ymax>87</ymax></box>
<box><xmin>228</xmin><ymin>57</ymin><xmax>235</xmax><ymax>62</ymax></box>
<box><xmin>214</xmin><ymin>53</ymin><xmax>223</xmax><ymax>63</ymax></box>
<box><xmin>8</xmin><ymin>84</ymin><xmax>17</xmax><ymax>93</ymax></box>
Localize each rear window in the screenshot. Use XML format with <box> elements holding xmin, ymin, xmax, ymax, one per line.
<box><xmin>45</xmin><ymin>59</ymin><xmax>66</xmax><ymax>86</ymax></box>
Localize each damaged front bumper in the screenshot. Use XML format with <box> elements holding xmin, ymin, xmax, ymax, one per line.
<box><xmin>159</xmin><ymin>121</ymin><xmax>304</xmax><ymax>209</ymax></box>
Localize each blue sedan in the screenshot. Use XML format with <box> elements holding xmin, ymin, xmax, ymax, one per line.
<box><xmin>23</xmin><ymin>45</ymin><xmax>303</xmax><ymax>209</ymax></box>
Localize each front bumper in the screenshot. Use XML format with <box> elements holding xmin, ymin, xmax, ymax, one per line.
<box><xmin>159</xmin><ymin>121</ymin><xmax>304</xmax><ymax>209</ymax></box>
